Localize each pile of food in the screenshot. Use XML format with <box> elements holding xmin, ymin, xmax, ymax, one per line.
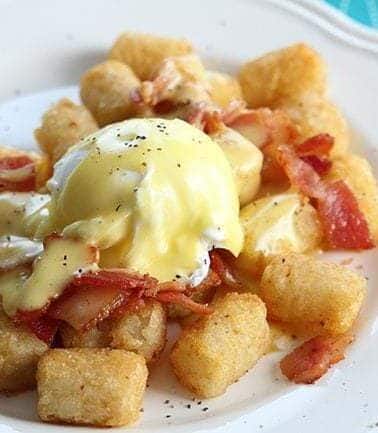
<box><xmin>0</xmin><ymin>32</ymin><xmax>377</xmax><ymax>427</ymax></box>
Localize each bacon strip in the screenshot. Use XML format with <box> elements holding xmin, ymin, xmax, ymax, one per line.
<box><xmin>209</xmin><ymin>250</ymin><xmax>242</xmax><ymax>290</ymax></box>
<box><xmin>155</xmin><ymin>291</ymin><xmax>213</xmax><ymax>315</ymax></box>
<box><xmin>280</xmin><ymin>334</ymin><xmax>353</xmax><ymax>384</ymax></box>
<box><xmin>295</xmin><ymin>133</ymin><xmax>334</xmax><ymax>157</ymax></box>
<box><xmin>13</xmin><ymin>310</ymin><xmax>58</xmax><ymax>344</ymax></box>
<box><xmin>295</xmin><ymin>134</ymin><xmax>334</xmax><ymax>176</ymax></box>
<box><xmin>300</xmin><ymin>155</ymin><xmax>332</xmax><ymax>176</ymax></box>
<box><xmin>276</xmin><ymin>144</ymin><xmax>374</xmax><ymax>250</ymax></box>
<box><xmin>15</xmin><ymin>265</ymin><xmax>216</xmax><ymax>342</ymax></box>
<box><xmin>48</xmin><ymin>285</ymin><xmax>129</xmax><ymax>331</ymax></box>
<box><xmin>317</xmin><ymin>181</ymin><xmax>375</xmax><ymax>249</ymax></box>
<box><xmin>0</xmin><ymin>155</ymin><xmax>36</xmax><ymax>192</ymax></box>
<box><xmin>71</xmin><ymin>269</ymin><xmax>159</xmax><ymax>295</ymax></box>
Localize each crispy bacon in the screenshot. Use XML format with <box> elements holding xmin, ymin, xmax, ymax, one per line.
<box><xmin>280</xmin><ymin>334</ymin><xmax>353</xmax><ymax>384</ymax></box>
<box><xmin>71</xmin><ymin>269</ymin><xmax>159</xmax><ymax>295</ymax></box>
<box><xmin>13</xmin><ymin>248</ymin><xmax>229</xmax><ymax>343</ymax></box>
<box><xmin>276</xmin><ymin>144</ymin><xmax>374</xmax><ymax>250</ymax></box>
<box><xmin>295</xmin><ymin>134</ymin><xmax>334</xmax><ymax>157</ymax></box>
<box><xmin>300</xmin><ymin>155</ymin><xmax>332</xmax><ymax>176</ymax></box>
<box><xmin>276</xmin><ymin>144</ymin><xmax>324</xmax><ymax>198</ymax></box>
<box><xmin>209</xmin><ymin>250</ymin><xmax>242</xmax><ymax>290</ymax></box>
<box><xmin>155</xmin><ymin>291</ymin><xmax>213</xmax><ymax>315</ymax></box>
<box><xmin>13</xmin><ymin>310</ymin><xmax>58</xmax><ymax>344</ymax></box>
<box><xmin>317</xmin><ymin>181</ymin><xmax>375</xmax><ymax>249</ymax></box>
<box><xmin>295</xmin><ymin>134</ymin><xmax>334</xmax><ymax>176</ymax></box>
<box><xmin>48</xmin><ymin>285</ymin><xmax>129</xmax><ymax>331</ymax></box>
<box><xmin>0</xmin><ymin>155</ymin><xmax>36</xmax><ymax>192</ymax></box>
<box><xmin>15</xmin><ymin>266</ymin><xmax>215</xmax><ymax>342</ymax></box>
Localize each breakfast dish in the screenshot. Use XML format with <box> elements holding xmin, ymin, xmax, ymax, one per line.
<box><xmin>0</xmin><ymin>31</ymin><xmax>377</xmax><ymax>428</ymax></box>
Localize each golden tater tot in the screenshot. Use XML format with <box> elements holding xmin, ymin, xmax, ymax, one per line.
<box><xmin>210</xmin><ymin>126</ymin><xmax>263</xmax><ymax>206</ymax></box>
<box><xmin>170</xmin><ymin>292</ymin><xmax>270</xmax><ymax>398</ymax></box>
<box><xmin>60</xmin><ymin>301</ymin><xmax>166</xmax><ymax>364</ymax></box>
<box><xmin>206</xmin><ymin>71</ymin><xmax>243</xmax><ymax>108</ymax></box>
<box><xmin>0</xmin><ymin>308</ymin><xmax>48</xmax><ymax>393</ymax></box>
<box><xmin>109</xmin><ymin>300</ymin><xmax>166</xmax><ymax>364</ymax></box>
<box><xmin>235</xmin><ymin>193</ymin><xmax>322</xmax><ymax>278</ymax></box>
<box><xmin>60</xmin><ymin>323</ymin><xmax>110</xmax><ymax>349</ymax></box>
<box><xmin>34</xmin><ymin>98</ymin><xmax>98</xmax><ymax>164</ymax></box>
<box><xmin>260</xmin><ymin>253</ymin><xmax>366</xmax><ymax>335</ymax></box>
<box><xmin>326</xmin><ymin>154</ymin><xmax>378</xmax><ymax>242</ymax></box>
<box><xmin>155</xmin><ymin>54</ymin><xmax>206</xmax><ymax>82</ymax></box>
<box><xmin>80</xmin><ymin>60</ymin><xmax>141</xmax><ymax>127</ymax></box>
<box><xmin>238</xmin><ymin>43</ymin><xmax>327</xmax><ymax>108</ymax></box>
<box><xmin>109</xmin><ymin>32</ymin><xmax>193</xmax><ymax>80</ymax></box>
<box><xmin>37</xmin><ymin>349</ymin><xmax>147</xmax><ymax>427</ymax></box>
<box><xmin>281</xmin><ymin>93</ymin><xmax>350</xmax><ymax>156</ymax></box>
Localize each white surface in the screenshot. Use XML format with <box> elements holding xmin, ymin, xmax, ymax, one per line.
<box><xmin>0</xmin><ymin>0</ymin><xmax>378</xmax><ymax>432</ymax></box>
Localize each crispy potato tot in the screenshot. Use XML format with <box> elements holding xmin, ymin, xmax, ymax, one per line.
<box><xmin>60</xmin><ymin>301</ymin><xmax>166</xmax><ymax>364</ymax></box>
<box><xmin>210</xmin><ymin>127</ymin><xmax>263</xmax><ymax>206</ymax></box>
<box><xmin>34</xmin><ymin>99</ymin><xmax>97</xmax><ymax>161</ymax></box>
<box><xmin>60</xmin><ymin>323</ymin><xmax>110</xmax><ymax>349</ymax></box>
<box><xmin>170</xmin><ymin>292</ymin><xmax>270</xmax><ymax>398</ymax></box>
<box><xmin>155</xmin><ymin>54</ymin><xmax>206</xmax><ymax>82</ymax></box>
<box><xmin>138</xmin><ymin>54</ymin><xmax>210</xmax><ymax>112</ymax></box>
<box><xmin>260</xmin><ymin>253</ymin><xmax>366</xmax><ymax>335</ymax></box>
<box><xmin>206</xmin><ymin>71</ymin><xmax>243</xmax><ymax>108</ymax></box>
<box><xmin>235</xmin><ymin>192</ymin><xmax>322</xmax><ymax>278</ymax></box>
<box><xmin>326</xmin><ymin>154</ymin><xmax>378</xmax><ymax>243</ymax></box>
<box><xmin>281</xmin><ymin>93</ymin><xmax>350</xmax><ymax>157</ymax></box>
<box><xmin>238</xmin><ymin>43</ymin><xmax>327</xmax><ymax>108</ymax></box>
<box><xmin>0</xmin><ymin>308</ymin><xmax>48</xmax><ymax>393</ymax></box>
<box><xmin>34</xmin><ymin>98</ymin><xmax>98</xmax><ymax>164</ymax></box>
<box><xmin>37</xmin><ymin>349</ymin><xmax>147</xmax><ymax>427</ymax></box>
<box><xmin>109</xmin><ymin>300</ymin><xmax>166</xmax><ymax>363</ymax></box>
<box><xmin>109</xmin><ymin>32</ymin><xmax>193</xmax><ymax>80</ymax></box>
<box><xmin>80</xmin><ymin>60</ymin><xmax>141</xmax><ymax>127</ymax></box>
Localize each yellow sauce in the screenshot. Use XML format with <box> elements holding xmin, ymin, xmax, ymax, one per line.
<box><xmin>43</xmin><ymin>118</ymin><xmax>243</xmax><ymax>285</ymax></box>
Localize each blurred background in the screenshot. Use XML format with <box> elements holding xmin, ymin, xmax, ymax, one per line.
<box><xmin>324</xmin><ymin>0</ymin><xmax>378</xmax><ymax>29</ymax></box>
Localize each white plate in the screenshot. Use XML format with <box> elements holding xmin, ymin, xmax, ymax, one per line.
<box><xmin>0</xmin><ymin>1</ymin><xmax>378</xmax><ymax>432</ymax></box>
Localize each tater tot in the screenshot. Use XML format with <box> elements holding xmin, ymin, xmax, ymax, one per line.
<box><xmin>60</xmin><ymin>301</ymin><xmax>166</xmax><ymax>364</ymax></box>
<box><xmin>206</xmin><ymin>71</ymin><xmax>243</xmax><ymax>108</ymax></box>
<box><xmin>0</xmin><ymin>308</ymin><xmax>48</xmax><ymax>393</ymax></box>
<box><xmin>326</xmin><ymin>153</ymin><xmax>378</xmax><ymax>242</ymax></box>
<box><xmin>37</xmin><ymin>349</ymin><xmax>147</xmax><ymax>427</ymax></box>
<box><xmin>210</xmin><ymin>126</ymin><xmax>263</xmax><ymax>206</ymax></box>
<box><xmin>109</xmin><ymin>32</ymin><xmax>193</xmax><ymax>80</ymax></box>
<box><xmin>60</xmin><ymin>323</ymin><xmax>110</xmax><ymax>349</ymax></box>
<box><xmin>170</xmin><ymin>292</ymin><xmax>270</xmax><ymax>398</ymax></box>
<box><xmin>281</xmin><ymin>93</ymin><xmax>350</xmax><ymax>157</ymax></box>
<box><xmin>109</xmin><ymin>300</ymin><xmax>166</xmax><ymax>363</ymax></box>
<box><xmin>155</xmin><ymin>54</ymin><xmax>206</xmax><ymax>82</ymax></box>
<box><xmin>238</xmin><ymin>43</ymin><xmax>327</xmax><ymax>108</ymax></box>
<box><xmin>80</xmin><ymin>60</ymin><xmax>141</xmax><ymax>127</ymax></box>
<box><xmin>235</xmin><ymin>192</ymin><xmax>322</xmax><ymax>278</ymax></box>
<box><xmin>34</xmin><ymin>98</ymin><xmax>98</xmax><ymax>163</ymax></box>
<box><xmin>260</xmin><ymin>253</ymin><xmax>366</xmax><ymax>335</ymax></box>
